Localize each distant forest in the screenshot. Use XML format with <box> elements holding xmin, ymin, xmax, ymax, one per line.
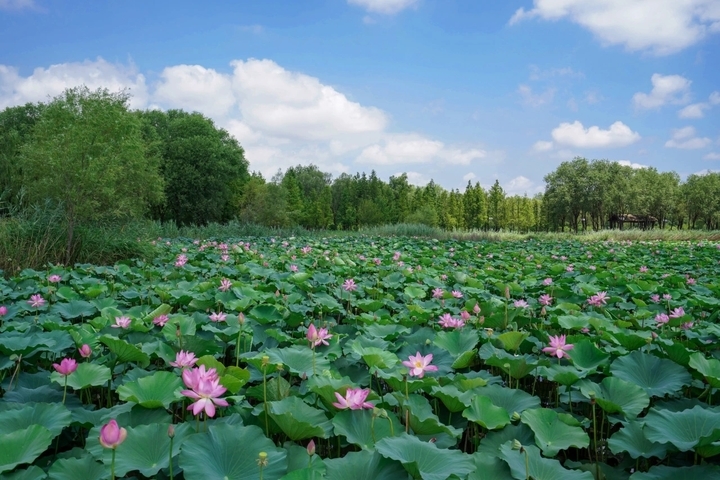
<box><xmin>1</xmin><ymin>87</ymin><xmax>718</xmax><ymax>234</ymax></box>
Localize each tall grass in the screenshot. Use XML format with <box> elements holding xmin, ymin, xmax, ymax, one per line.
<box><xmin>0</xmin><ymin>204</ymin><xmax>160</xmax><ymax>275</ymax></box>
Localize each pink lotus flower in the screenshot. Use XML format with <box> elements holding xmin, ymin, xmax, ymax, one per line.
<box><xmin>221</xmin><ymin>254</ymin><xmax>229</xmax><ymax>262</ymax></box>
<box><xmin>170</xmin><ymin>350</ymin><xmax>197</xmax><ymax>368</ymax></box>
<box><xmin>438</xmin><ymin>313</ymin><xmax>464</xmax><ymax>329</ymax></box>
<box><xmin>99</xmin><ymin>419</ymin><xmax>127</xmax><ymax>449</ymax></box>
<box><xmin>0</xmin><ymin>305</ymin><xmax>7</xmax><ymax>316</ymax></box>
<box><xmin>639</xmin><ymin>266</ymin><xmax>648</xmax><ymax>273</ymax></box>
<box><xmin>374</xmin><ymin>258</ymin><xmax>381</xmax><ymax>265</ymax></box>
<box><xmin>175</xmin><ymin>254</ymin><xmax>188</xmax><ymax>267</ymax></box>
<box><xmin>53</xmin><ymin>358</ymin><xmax>78</xmax><ymax>376</ymax></box>
<box><xmin>539</xmin><ymin>294</ymin><xmax>553</xmax><ymax>306</ymax></box>
<box><xmin>112</xmin><ymin>316</ymin><xmax>131</xmax><ymax>329</ymax></box>
<box><xmin>587</xmin><ymin>291</ymin><xmax>608</xmax><ymax>307</ymax></box>
<box><xmin>687</xmin><ymin>277</ymin><xmax>696</xmax><ymax>285</ymax></box>
<box><xmin>460</xmin><ymin>310</ymin><xmax>471</xmax><ymax>321</ymax></box>
<box><xmin>182</xmin><ymin>365</ymin><xmax>218</xmax><ymax>389</ymax></box>
<box><xmin>542</xmin><ymin>335</ymin><xmax>574</xmax><ymax>359</ymax></box>
<box><xmin>513</xmin><ymin>299</ymin><xmax>529</xmax><ymax>308</ymax></box>
<box><xmin>432</xmin><ymin>288</ymin><xmax>444</xmax><ymax>299</ymax></box>
<box><xmin>543</xmin><ymin>278</ymin><xmax>553</xmax><ymax>286</ymax></box>
<box><xmin>209</xmin><ymin>311</ymin><xmax>227</xmax><ymax>323</ymax></box>
<box><xmin>181</xmin><ymin>377</ymin><xmax>229</xmax><ymax>418</ymax></box>
<box><xmin>669</xmin><ymin>307</ymin><xmax>685</xmax><ymax>318</ymax></box>
<box><xmin>332</xmin><ymin>387</ymin><xmax>374</xmax><ymax>410</ymax></box>
<box><xmin>393</xmin><ymin>251</ymin><xmax>401</xmax><ymax>261</ymax></box>
<box><xmin>663</xmin><ymin>294</ymin><xmax>672</xmax><ymax>300</ymax></box>
<box><xmin>79</xmin><ymin>344</ymin><xmax>92</xmax><ymax>358</ymax></box>
<box><xmin>451</xmin><ymin>290</ymin><xmax>463</xmax><ymax>299</ymax></box>
<box><xmin>655</xmin><ymin>313</ymin><xmax>669</xmax><ymax>325</ymax></box>
<box><xmin>440</xmin><ymin>274</ymin><xmax>447</xmax><ymax>280</ymax></box>
<box><xmin>290</xmin><ymin>264</ymin><xmax>298</xmax><ymax>272</ymax></box>
<box><xmin>342</xmin><ymin>279</ymin><xmax>357</xmax><ymax>292</ymax></box>
<box><xmin>473</xmin><ymin>303</ymin><xmax>481</xmax><ymax>314</ymax></box>
<box><xmin>307</xmin><ymin>439</ymin><xmax>316</xmax><ymax>456</ymax></box>
<box><xmin>307</xmin><ymin>324</ymin><xmax>332</xmax><ymax>347</ymax></box>
<box><xmin>219</xmin><ymin>278</ymin><xmax>232</xmax><ymax>292</ymax></box>
<box><xmin>301</xmin><ymin>246</ymin><xmax>312</xmax><ymax>254</ymax></box>
<box><xmin>680</xmin><ymin>321</ymin><xmax>694</xmax><ymax>330</ymax></box>
<box><xmin>28</xmin><ymin>294</ymin><xmax>45</xmax><ymax>308</ymax></box>
<box><xmin>650</xmin><ymin>294</ymin><xmax>660</xmax><ymax>303</ymax></box>
<box><xmin>403</xmin><ymin>352</ymin><xmax>439</xmax><ymax>378</ymax></box>
<box><xmin>48</xmin><ymin>274</ymin><xmax>62</xmax><ymax>283</ymax></box>
<box><xmin>153</xmin><ymin>314</ymin><xmax>169</xmax><ymax>327</ymax></box>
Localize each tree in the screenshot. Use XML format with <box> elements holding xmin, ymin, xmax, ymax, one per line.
<box><xmin>19</xmin><ymin>87</ymin><xmax>164</xmax><ymax>261</ymax></box>
<box><xmin>139</xmin><ymin>109</ymin><xmax>249</xmax><ymax>226</ymax></box>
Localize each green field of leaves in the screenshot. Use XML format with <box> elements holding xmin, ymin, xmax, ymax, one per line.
<box><xmin>1</xmin><ymin>236</ymin><xmax>720</xmax><ymax>479</ymax></box>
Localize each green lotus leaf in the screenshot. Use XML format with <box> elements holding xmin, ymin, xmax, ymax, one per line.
<box><xmin>1</xmin><ymin>465</ymin><xmax>48</xmax><ymax>480</ymax></box>
<box><xmin>249</xmin><ymin>305</ymin><xmax>284</xmax><ymax>324</ymax></box>
<box><xmin>643</xmin><ymin>406</ymin><xmax>720</xmax><ymax>452</ymax></box>
<box><xmin>463</xmin><ymin>396</ymin><xmax>511</xmax><ymax>430</ymax></box>
<box><xmin>0</xmin><ymin>403</ymin><xmax>71</xmax><ymax>437</ymax></box>
<box><xmin>496</xmin><ymin>331</ymin><xmax>529</xmax><ymax>352</ymax></box>
<box><xmin>628</xmin><ymin>464</ymin><xmax>720</xmax><ymax>479</ymax></box>
<box><xmin>268</xmin><ymin>396</ymin><xmax>333</xmax><ymax>440</ymax></box>
<box><xmin>577</xmin><ymin>377</ymin><xmax>649</xmax><ymax>418</ymax></box>
<box><xmin>332</xmin><ymin>409</ymin><xmax>402</xmax><ymax>450</ymax></box>
<box><xmin>179</xmin><ymin>423</ymin><xmax>287</xmax><ymax>480</ymax></box>
<box><xmin>99</xmin><ymin>336</ymin><xmax>150</xmax><ymax>367</ymax></box>
<box><xmin>688</xmin><ymin>352</ymin><xmax>720</xmax><ymax>388</ymax></box>
<box><xmin>611</xmin><ymin>350</ymin><xmax>692</xmax><ymax>397</ymax></box>
<box><xmin>498</xmin><ymin>442</ymin><xmax>593</xmax><ymax>480</ymax></box>
<box><xmin>0</xmin><ymin>425</ymin><xmax>54</xmax><ymax>474</ymax></box>
<box><xmin>323</xmin><ymin>450</ymin><xmax>408</xmax><ymax>480</ymax></box>
<box><xmin>50</xmin><ymin>300</ymin><xmax>97</xmax><ymax>320</ymax></box>
<box><xmin>568</xmin><ymin>340</ymin><xmax>610</xmax><ymax>371</ymax></box>
<box><xmin>51</xmin><ymin>363</ymin><xmax>111</xmax><ymax>390</ymax></box>
<box><xmin>116</xmin><ymin>371</ymin><xmax>183</xmax><ymax>409</ymax></box>
<box><xmin>405</xmin><ymin>394</ymin><xmax>463</xmax><ymax>438</ymax></box>
<box><xmin>48</xmin><ymin>454</ymin><xmax>107</xmax><ymax>480</ymax></box>
<box><xmin>375</xmin><ymin>433</ymin><xmax>475</xmax><ymax>480</ymax></box>
<box><xmin>608</xmin><ymin>421</ymin><xmax>667</xmax><ymax>459</ymax></box>
<box><xmin>467</xmin><ymin>453</ymin><xmax>513</xmax><ymax>480</ymax></box>
<box><xmin>431</xmin><ymin>385</ymin><xmax>475</xmax><ymax>412</ymax></box>
<box><xmin>521</xmin><ymin>408</ymin><xmax>590</xmax><ymax>457</ymax></box>
<box><xmin>471</xmin><ymin>384</ymin><xmax>541</xmax><ymax>416</ymax></box>
<box><xmin>265</xmin><ymin>346</ymin><xmax>332</xmax><ymax>377</ymax></box>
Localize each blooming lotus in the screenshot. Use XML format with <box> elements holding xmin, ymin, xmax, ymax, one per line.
<box><xmin>290</xmin><ymin>264</ymin><xmax>298</xmax><ymax>272</ymax></box>
<box><xmin>587</xmin><ymin>291</ymin><xmax>608</xmax><ymax>307</ymax></box>
<box><xmin>112</xmin><ymin>316</ymin><xmax>131</xmax><ymax>329</ymax></box>
<box><xmin>181</xmin><ymin>377</ymin><xmax>229</xmax><ymax>418</ymax></box>
<box><xmin>342</xmin><ymin>278</ymin><xmax>357</xmax><ymax>292</ymax></box>
<box><xmin>655</xmin><ymin>313</ymin><xmax>669</xmax><ymax>325</ymax></box>
<box><xmin>153</xmin><ymin>314</ymin><xmax>169</xmax><ymax>327</ymax></box>
<box><xmin>669</xmin><ymin>307</ymin><xmax>685</xmax><ymax>318</ymax></box>
<box><xmin>432</xmin><ymin>288</ymin><xmax>444</xmax><ymax>299</ymax></box>
<box><xmin>209</xmin><ymin>311</ymin><xmax>227</xmax><ymax>323</ymax></box>
<box><xmin>542</xmin><ymin>278</ymin><xmax>553</xmax><ymax>286</ymax></box>
<box><xmin>650</xmin><ymin>294</ymin><xmax>660</xmax><ymax>303</ymax></box>
<box><xmin>175</xmin><ymin>254</ymin><xmax>188</xmax><ymax>267</ymax></box>
<box><xmin>48</xmin><ymin>274</ymin><xmax>62</xmax><ymax>283</ymax></box>
<box><xmin>218</xmin><ymin>278</ymin><xmax>232</xmax><ymax>292</ymax></box>
<box><xmin>28</xmin><ymin>294</ymin><xmax>45</xmax><ymax>308</ymax></box>
<box><xmin>0</xmin><ymin>305</ymin><xmax>6</xmax><ymax>316</ymax></box>
<box><xmin>542</xmin><ymin>335</ymin><xmax>574</xmax><ymax>359</ymax></box>
<box><xmin>513</xmin><ymin>299</ymin><xmax>529</xmax><ymax>308</ymax></box>
<box><xmin>451</xmin><ymin>290</ymin><xmax>463</xmax><ymax>298</ymax></box>
<box><xmin>99</xmin><ymin>419</ymin><xmax>127</xmax><ymax>449</ymax></box>
<box><xmin>438</xmin><ymin>313</ymin><xmax>464</xmax><ymax>329</ymax></box>
<box><xmin>307</xmin><ymin>324</ymin><xmax>332</xmax><ymax>347</ymax></box>
<box><xmin>182</xmin><ymin>365</ymin><xmax>219</xmax><ymax>390</ymax></box>
<box><xmin>53</xmin><ymin>357</ymin><xmax>78</xmax><ymax>376</ymax></box>
<box><xmin>332</xmin><ymin>387</ymin><xmax>373</xmax><ymax>410</ymax></box>
<box><xmin>403</xmin><ymin>352</ymin><xmax>439</xmax><ymax>378</ymax></box>
<box><xmin>538</xmin><ymin>294</ymin><xmax>553</xmax><ymax>306</ymax></box>
<box><xmin>170</xmin><ymin>350</ymin><xmax>198</xmax><ymax>368</ymax></box>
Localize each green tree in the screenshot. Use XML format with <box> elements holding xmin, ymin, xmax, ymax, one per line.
<box><xmin>139</xmin><ymin>109</ymin><xmax>249</xmax><ymax>226</ymax></box>
<box><xmin>19</xmin><ymin>87</ymin><xmax>163</xmax><ymax>261</ymax></box>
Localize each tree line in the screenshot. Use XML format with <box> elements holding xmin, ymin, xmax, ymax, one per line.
<box><xmin>1</xmin><ymin>87</ymin><xmax>719</xmax><ymax>246</ymax></box>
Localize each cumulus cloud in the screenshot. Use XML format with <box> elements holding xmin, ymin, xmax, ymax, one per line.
<box><xmin>633</xmin><ymin>74</ymin><xmax>692</xmax><ymax>109</ymax></box>
<box><xmin>518</xmin><ymin>84</ymin><xmax>555</xmax><ymax>107</ymax></box>
<box><xmin>462</xmin><ymin>172</ymin><xmax>477</xmax><ymax>182</ymax></box>
<box><xmin>665</xmin><ymin>126</ymin><xmax>712</xmax><ymax>149</ymax></box>
<box><xmin>545</xmin><ymin>121</ymin><xmax>641</xmax><ymax>148</ymax></box>
<box><xmin>347</xmin><ymin>0</ymin><xmax>419</xmax><ymax>15</ymax></box>
<box><xmin>153</xmin><ymin>65</ymin><xmax>235</xmax><ymax>118</ymax></box>
<box><xmin>617</xmin><ymin>160</ymin><xmax>649</xmax><ymax>169</ymax></box>
<box><xmin>704</xmin><ymin>152</ymin><xmax>720</xmax><ymax>160</ymax></box>
<box><xmin>0</xmin><ymin>58</ymin><xmax>149</xmax><ymax>109</ymax></box>
<box><xmin>505</xmin><ymin>175</ymin><xmax>541</xmax><ymax>196</ymax></box>
<box><xmin>401</xmin><ymin>171</ymin><xmax>430</xmax><ymax>186</ymax></box>
<box><xmin>509</xmin><ymin>0</ymin><xmax>720</xmax><ymax>55</ymax></box>
<box><xmin>356</xmin><ymin>134</ymin><xmax>486</xmax><ymax>166</ymax></box>
<box><xmin>677</xmin><ymin>90</ymin><xmax>720</xmax><ymax>118</ymax></box>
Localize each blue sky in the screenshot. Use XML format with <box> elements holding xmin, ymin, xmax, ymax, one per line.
<box><xmin>1</xmin><ymin>0</ymin><xmax>719</xmax><ymax>195</ymax></box>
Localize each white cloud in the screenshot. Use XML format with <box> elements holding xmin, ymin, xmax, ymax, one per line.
<box><xmin>230</xmin><ymin>59</ymin><xmax>387</xmax><ymax>141</ymax></box>
<box><xmin>617</xmin><ymin>160</ymin><xmax>649</xmax><ymax>169</ymax></box>
<box><xmin>463</xmin><ymin>172</ymin><xmax>476</xmax><ymax>182</ymax></box>
<box><xmin>356</xmin><ymin>134</ymin><xmax>486</xmax><ymax>166</ymax></box>
<box><xmin>704</xmin><ymin>152</ymin><xmax>720</xmax><ymax>160</ymax></box>
<box><xmin>518</xmin><ymin>84</ymin><xmax>555</xmax><ymax>107</ymax></box>
<box><xmin>549</xmin><ymin>121</ymin><xmax>641</xmax><ymax>148</ymax></box>
<box><xmin>678</xmin><ymin>103</ymin><xmax>710</xmax><ymax>118</ymax></box>
<box><xmin>0</xmin><ymin>58</ymin><xmax>149</xmax><ymax>110</ymax></box>
<box><xmin>533</xmin><ymin>140</ymin><xmax>554</xmax><ymax>152</ymax></box>
<box><xmin>402</xmin><ymin>171</ymin><xmax>430</xmax><ymax>186</ymax></box>
<box><xmin>505</xmin><ymin>175</ymin><xmax>541</xmax><ymax>196</ymax></box>
<box><xmin>528</xmin><ymin>65</ymin><xmax>583</xmax><ymax>81</ymax></box>
<box><xmin>153</xmin><ymin>65</ymin><xmax>235</xmax><ymax>118</ymax></box>
<box><xmin>0</xmin><ymin>0</ymin><xmax>37</xmax><ymax>10</ymax></box>
<box><xmin>677</xmin><ymin>91</ymin><xmax>720</xmax><ymax>118</ymax></box>
<box><xmin>665</xmin><ymin>126</ymin><xmax>712</xmax><ymax>149</ymax></box>
<box><xmin>347</xmin><ymin>0</ymin><xmax>419</xmax><ymax>15</ymax></box>
<box><xmin>509</xmin><ymin>0</ymin><xmax>720</xmax><ymax>55</ymax></box>
<box><xmin>632</xmin><ymin>74</ymin><xmax>692</xmax><ymax>109</ymax></box>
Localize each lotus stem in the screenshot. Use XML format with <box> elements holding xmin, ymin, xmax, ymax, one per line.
<box><xmin>110</xmin><ymin>448</ymin><xmax>116</xmax><ymax>480</ymax></box>
<box><xmin>62</xmin><ymin>376</ymin><xmax>68</xmax><ymax>405</ymax></box>
<box><xmin>263</xmin><ymin>363</ymin><xmax>270</xmax><ymax>437</ymax></box>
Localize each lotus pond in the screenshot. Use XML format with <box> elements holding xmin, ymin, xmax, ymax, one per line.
<box><xmin>1</xmin><ymin>236</ymin><xmax>720</xmax><ymax>479</ymax></box>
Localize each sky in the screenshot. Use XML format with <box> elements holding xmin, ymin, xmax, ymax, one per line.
<box><xmin>1</xmin><ymin>0</ymin><xmax>719</xmax><ymax>195</ymax></box>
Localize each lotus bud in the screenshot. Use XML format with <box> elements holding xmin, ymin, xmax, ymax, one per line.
<box><xmin>307</xmin><ymin>439</ymin><xmax>315</xmax><ymax>456</ymax></box>
<box><xmin>425</xmin><ymin>339</ymin><xmax>431</xmax><ymax>345</ymax></box>
<box><xmin>505</xmin><ymin>286</ymin><xmax>510</xmax><ymax>299</ymax></box>
<box><xmin>512</xmin><ymin>439</ymin><xmax>523</xmax><ymax>451</ymax></box>
<box><xmin>261</xmin><ymin>355</ymin><xmax>270</xmax><ymax>367</ymax></box>
<box><xmin>238</xmin><ymin>312</ymin><xmax>245</xmax><ymax>325</ymax></box>
<box><xmin>167</xmin><ymin>424</ymin><xmax>175</xmax><ymax>438</ymax></box>
<box><xmin>511</xmin><ymin>412</ymin><xmax>521</xmax><ymax>422</ymax></box>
